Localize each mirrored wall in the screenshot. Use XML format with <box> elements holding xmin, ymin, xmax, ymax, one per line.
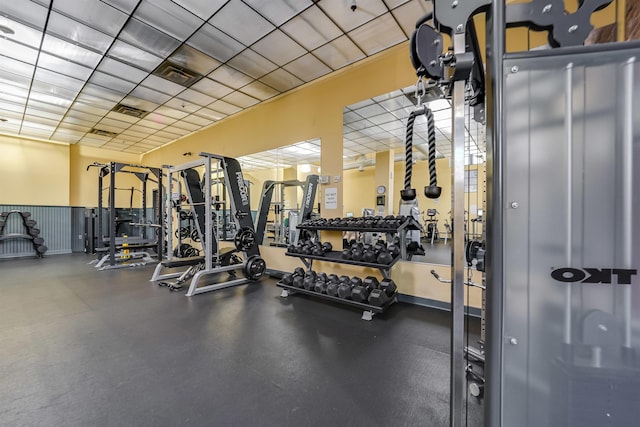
<box><xmin>237</xmin><ymin>138</ymin><xmax>321</xmax><ymax>246</ymax></box>
<box><xmin>343</xmin><ymin>85</ymin><xmax>486</xmax><ymax>264</ymax></box>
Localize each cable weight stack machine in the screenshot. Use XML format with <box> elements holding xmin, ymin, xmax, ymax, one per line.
<box><xmin>410</xmin><ymin>1</ymin><xmax>640</xmax><ymax>426</ymax></box>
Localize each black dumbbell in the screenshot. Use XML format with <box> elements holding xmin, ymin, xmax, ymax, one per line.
<box><xmin>338</xmin><ymin>277</ymin><xmax>357</xmax><ymax>299</ymax></box>
<box><xmin>294</xmin><ymin>267</ymin><xmax>305</xmax><ymax>277</ymax></box>
<box><xmin>303</xmin><ymin>271</ymin><xmax>318</xmax><ymax>290</ymax></box>
<box><xmin>287</xmin><ymin>244</ymin><xmax>297</xmax><ymax>254</ymax></box>
<box><xmin>351</xmin><ymin>247</ymin><xmax>364</xmax><ymax>261</ymax></box>
<box><xmin>321</xmin><ymin>242</ymin><xmax>333</xmax><ymax>253</ymax></box>
<box><xmin>352</xmin><ymin>276</ymin><xmax>378</xmax><ymax>303</ymax></box>
<box><xmin>387</xmin><ymin>244</ymin><xmax>401</xmax><ymax>258</ymax></box>
<box><xmin>380</xmin><ymin>278</ymin><xmax>397</xmax><ymax>296</ymax></box>
<box><xmin>311</xmin><ymin>243</ymin><xmax>324</xmax><ymax>256</ymax></box>
<box><xmin>292</xmin><ymin>274</ymin><xmax>304</xmax><ymax>288</ymax></box>
<box><xmin>341</xmin><ymin>249</ymin><xmax>352</xmax><ymax>260</ymax></box>
<box><xmin>362</xmin><ymin>249</ymin><xmax>377</xmax><ymax>263</ymax></box>
<box><xmin>281</xmin><ymin>273</ymin><xmax>294</xmax><ymax>285</ymax></box>
<box><xmin>368</xmin><ymin>288</ymin><xmax>389</xmax><ymax>306</ymax></box>
<box><xmin>363</xmin><ymin>276</ymin><xmax>380</xmax><ymax>292</ymax></box>
<box><xmin>377</xmin><ymin>250</ymin><xmax>393</xmax><ymax>264</ymax></box>
<box><xmin>328</xmin><ymin>275</ymin><xmax>348</xmax><ymax>297</ymax></box>
<box><xmin>316</xmin><ymin>274</ymin><xmax>335</xmax><ymax>293</ymax></box>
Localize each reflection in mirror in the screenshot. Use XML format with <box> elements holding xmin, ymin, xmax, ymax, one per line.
<box><xmin>343</xmin><ymin>85</ymin><xmax>486</xmax><ymax>264</ymax></box>
<box><xmin>237</xmin><ymin>138</ymin><xmax>321</xmax><ymax>247</ymax></box>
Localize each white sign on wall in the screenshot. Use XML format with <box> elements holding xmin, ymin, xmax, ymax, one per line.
<box><xmin>324</xmin><ymin>187</ymin><xmax>337</xmax><ymax>210</ymax></box>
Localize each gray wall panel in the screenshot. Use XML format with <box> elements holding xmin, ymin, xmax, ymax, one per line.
<box><xmin>0</xmin><ymin>205</ymin><xmax>72</xmax><ymax>258</ymax></box>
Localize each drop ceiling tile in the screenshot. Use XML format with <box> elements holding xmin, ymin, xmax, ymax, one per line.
<box><xmin>239</xmin><ymin>81</ymin><xmax>279</xmax><ymax>101</ymax></box>
<box><xmin>104</xmin><ymin>111</ymin><xmax>139</xmax><ymax>124</ymax></box>
<box><xmin>259</xmin><ymin>69</ymin><xmax>303</xmax><ymax>92</ymax></box>
<box><xmin>2</xmin><ymin>83</ymin><xmax>29</xmax><ymax>98</ymax></box>
<box><xmin>82</xmin><ymin>84</ymin><xmax>125</xmax><ymax>102</ymax></box>
<box><xmin>190</xmin><ymin>78</ymin><xmax>234</xmax><ymax>99</ymax></box>
<box><xmin>208</xmin><ymin>65</ymin><xmax>253</xmax><ymax>89</ymax></box>
<box><xmin>384</xmin><ymin>0</ymin><xmax>411</xmax><ymax>7</ymax></box>
<box><xmin>87</xmin><ymin>72</ymin><xmax>136</xmax><ymax>95</ymax></box>
<box><xmin>243</xmin><ymin>0</ymin><xmax>312</xmax><ymax>26</ymax></box>
<box><xmin>349</xmin><ymin>14</ymin><xmax>406</xmax><ymax>55</ymax></box>
<box><xmin>153</xmin><ymin>106</ymin><xmax>190</xmax><ymax>120</ymax></box>
<box><xmin>130</xmin><ymin>86</ymin><xmax>173</xmax><ymax>105</ymax></box>
<box><xmin>93</xmin><ymin>124</ymin><xmax>125</xmax><ymax>134</ymax></box>
<box><xmin>0</xmin><ymin>39</ymin><xmax>39</xmax><ymax>64</ymax></box>
<box><xmin>64</xmin><ymin>113</ymin><xmax>102</xmax><ymax>126</ymax></box>
<box><xmin>22</xmin><ymin>117</ymin><xmax>57</xmax><ymax>129</ymax></box>
<box><xmin>281</xmin><ymin>6</ymin><xmax>342</xmax><ymax>51</ymax></box>
<box><xmin>312</xmin><ymin>36</ymin><xmax>364</xmax><ymax>70</ymax></box>
<box><xmin>68</xmin><ymin>103</ymin><xmax>109</xmax><ymax>118</ymax></box>
<box><xmin>169</xmin><ymin>44</ymin><xmax>220</xmax><ymax>75</ymax></box>
<box><xmin>119</xmin><ymin>96</ymin><xmax>159</xmax><ymax>113</ymax></box>
<box><xmin>367</xmin><ymin>112</ymin><xmax>398</xmax><ymax>125</ymax></box>
<box><xmin>128</xmin><ymin>124</ymin><xmax>160</xmax><ymax>134</ymax></box>
<box><xmin>134</xmin><ymin>0</ymin><xmax>204</xmax><ymax>41</ymax></box>
<box><xmin>24</xmin><ymin>108</ymin><xmax>64</xmax><ymax>122</ymax></box>
<box><xmin>52</xmin><ymin>0</ymin><xmax>129</xmax><ymax>36</ymax></box>
<box><xmin>21</xmin><ymin>127</ymin><xmax>54</xmax><ymax>138</ymax></box>
<box><xmin>227</xmin><ymin>49</ymin><xmax>278</xmax><ymax>79</ymax></box>
<box><xmin>165</xmin><ymin>124</ymin><xmax>193</xmax><ymax>134</ymax></box>
<box><xmin>208</xmin><ymin>100</ymin><xmax>241</xmax><ymax>115</ymax></box>
<box><xmin>283</xmin><ymin>54</ymin><xmax>332</xmax><ymax>82</ymax></box>
<box><xmin>392</xmin><ymin>0</ymin><xmax>433</xmax><ymax>36</ymax></box>
<box><xmin>119</xmin><ymin>18</ymin><xmax>181</xmax><ymax>58</ymax></box>
<box><xmin>120</xmin><ymin>129</ymin><xmax>147</xmax><ymax>139</ymax></box>
<box><xmin>32</xmin><ymin>70</ymin><xmax>82</xmax><ymax>95</ymax></box>
<box><xmin>137</xmin><ymin>119</ymin><xmax>168</xmax><ymax>130</ymax></box>
<box><xmin>47</xmin><ymin>12</ymin><xmax>113</xmax><ymax>53</ymax></box>
<box><xmin>182</xmin><ymin>114</ymin><xmax>213</xmax><ymax>127</ymax></box>
<box><xmin>177</xmin><ymin>88</ymin><xmax>216</xmax><ymax>106</ymax></box>
<box><xmin>209</xmin><ymin>0</ymin><xmax>274</xmax><ymax>46</ymax></box>
<box><xmin>164</xmin><ymin>98</ymin><xmax>200</xmax><ymax>113</ymax></box>
<box><xmin>154</xmin><ymin>130</ymin><xmax>181</xmax><ymax>139</ymax></box>
<box><xmin>194</xmin><ymin>108</ymin><xmax>226</xmax><ymax>121</ymax></box>
<box><xmin>118</xmin><ymin>134</ymin><xmax>142</xmax><ymax>143</ymax></box>
<box><xmin>98</xmin><ymin>117</ymin><xmax>131</xmax><ymax>129</ymax></box>
<box><xmin>222</xmin><ymin>91</ymin><xmax>259</xmax><ymax>108</ymax></box>
<box><xmin>1</xmin><ymin>1</ymin><xmax>49</xmax><ymax>30</ymax></box>
<box><xmin>75</xmin><ymin>93</ymin><xmax>117</xmax><ymax>110</ymax></box>
<box><xmin>97</xmin><ymin>58</ymin><xmax>149</xmax><ymax>84</ymax></box>
<box><xmin>108</xmin><ymin>40</ymin><xmax>164</xmax><ymax>72</ymax></box>
<box><xmin>318</xmin><ymin>0</ymin><xmax>387</xmax><ymax>32</ymax></box>
<box><xmin>187</xmin><ymin>23</ymin><xmax>245</xmax><ymax>63</ymax></box>
<box><xmin>0</xmin><ymin>15</ymin><xmax>44</xmax><ymax>49</ymax></box>
<box><xmin>354</xmin><ymin>103</ymin><xmax>388</xmax><ymax>118</ymax></box>
<box><xmin>0</xmin><ymin>122</ymin><xmax>20</xmax><ymax>133</ymax></box>
<box><xmin>171</xmin><ymin>0</ymin><xmax>226</xmax><ymax>19</ymax></box>
<box><xmin>30</xmin><ymin>91</ymin><xmax>75</xmax><ymax>108</ymax></box>
<box><xmin>145</xmin><ymin>134</ymin><xmax>172</xmax><ymax>143</ymax></box>
<box><xmin>0</xmin><ymin>57</ymin><xmax>35</xmax><ymax>79</ymax></box>
<box><xmin>142</xmin><ymin>112</ymin><xmax>175</xmax><ymax>126</ymax></box>
<box><xmin>52</xmin><ymin>130</ymin><xmax>84</xmax><ymax>142</ymax></box>
<box><xmin>252</xmin><ymin>30</ymin><xmax>306</xmax><ymax>67</ymax></box>
<box><xmin>140</xmin><ymin>75</ymin><xmax>185</xmax><ymax>96</ymax></box>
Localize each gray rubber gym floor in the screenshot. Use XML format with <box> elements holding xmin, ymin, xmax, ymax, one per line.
<box><xmin>0</xmin><ymin>254</ymin><xmax>483</xmax><ymax>426</ymax></box>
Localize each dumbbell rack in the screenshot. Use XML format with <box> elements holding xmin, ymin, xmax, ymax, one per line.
<box><xmin>0</xmin><ymin>210</ymin><xmax>48</xmax><ymax>258</ymax></box>
<box><xmin>277</xmin><ymin>217</ymin><xmax>421</xmax><ymax>320</ymax></box>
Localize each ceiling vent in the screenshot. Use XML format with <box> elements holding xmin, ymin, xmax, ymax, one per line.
<box><xmin>153</xmin><ymin>60</ymin><xmax>204</xmax><ymax>88</ymax></box>
<box><xmin>89</xmin><ymin>128</ymin><xmax>118</xmax><ymax>138</ymax></box>
<box><xmin>111</xmin><ymin>103</ymin><xmax>150</xmax><ymax>119</ymax></box>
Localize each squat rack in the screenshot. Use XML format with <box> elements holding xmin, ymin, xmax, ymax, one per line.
<box><xmin>88</xmin><ymin>161</ymin><xmax>164</xmax><ymax>269</ymax></box>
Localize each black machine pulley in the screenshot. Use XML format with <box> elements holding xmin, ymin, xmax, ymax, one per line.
<box><xmin>234</xmin><ymin>227</ymin><xmax>256</xmax><ymax>251</ymax></box>
<box><xmin>243</xmin><ymin>255</ymin><xmax>266</xmax><ymax>281</ymax></box>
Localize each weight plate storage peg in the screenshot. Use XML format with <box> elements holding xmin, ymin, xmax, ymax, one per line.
<box><xmin>243</xmin><ymin>255</ymin><xmax>266</xmax><ymax>281</ymax></box>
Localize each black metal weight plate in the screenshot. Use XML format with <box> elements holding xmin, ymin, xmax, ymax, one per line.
<box><xmin>244</xmin><ymin>255</ymin><xmax>266</xmax><ymax>281</ymax></box>
<box><xmin>234</xmin><ymin>227</ymin><xmax>256</xmax><ymax>251</ymax></box>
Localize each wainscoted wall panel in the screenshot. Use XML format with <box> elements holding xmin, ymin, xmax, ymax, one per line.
<box><xmin>0</xmin><ymin>205</ymin><xmax>72</xmax><ymax>259</ymax></box>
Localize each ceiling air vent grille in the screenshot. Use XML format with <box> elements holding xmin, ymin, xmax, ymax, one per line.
<box><xmin>112</xmin><ymin>103</ymin><xmax>150</xmax><ymax>119</ymax></box>
<box><xmin>153</xmin><ymin>60</ymin><xmax>204</xmax><ymax>87</ymax></box>
<box><xmin>89</xmin><ymin>128</ymin><xmax>118</xmax><ymax>138</ymax></box>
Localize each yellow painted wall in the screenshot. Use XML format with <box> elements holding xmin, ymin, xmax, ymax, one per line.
<box><xmin>0</xmin><ymin>135</ymin><xmax>70</xmax><ymax>206</ymax></box>
<box><xmin>69</xmin><ymin>144</ymin><xmax>150</xmax><ymax>208</ymax></box>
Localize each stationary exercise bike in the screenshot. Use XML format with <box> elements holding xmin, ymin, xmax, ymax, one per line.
<box><xmin>423</xmin><ymin>209</ymin><xmax>440</xmax><ymax>244</ymax></box>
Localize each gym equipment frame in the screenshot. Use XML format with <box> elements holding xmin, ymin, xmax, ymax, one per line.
<box><xmin>87</xmin><ymin>162</ymin><xmax>164</xmax><ymax>270</ymax></box>
<box><xmin>254</xmin><ymin>175</ymin><xmax>319</xmax><ymax>246</ymax></box>
<box><xmin>151</xmin><ymin>152</ymin><xmax>266</xmax><ymax>297</ymax></box>
<box><xmin>411</xmin><ymin>1</ymin><xmax>639</xmax><ymax>426</ymax></box>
